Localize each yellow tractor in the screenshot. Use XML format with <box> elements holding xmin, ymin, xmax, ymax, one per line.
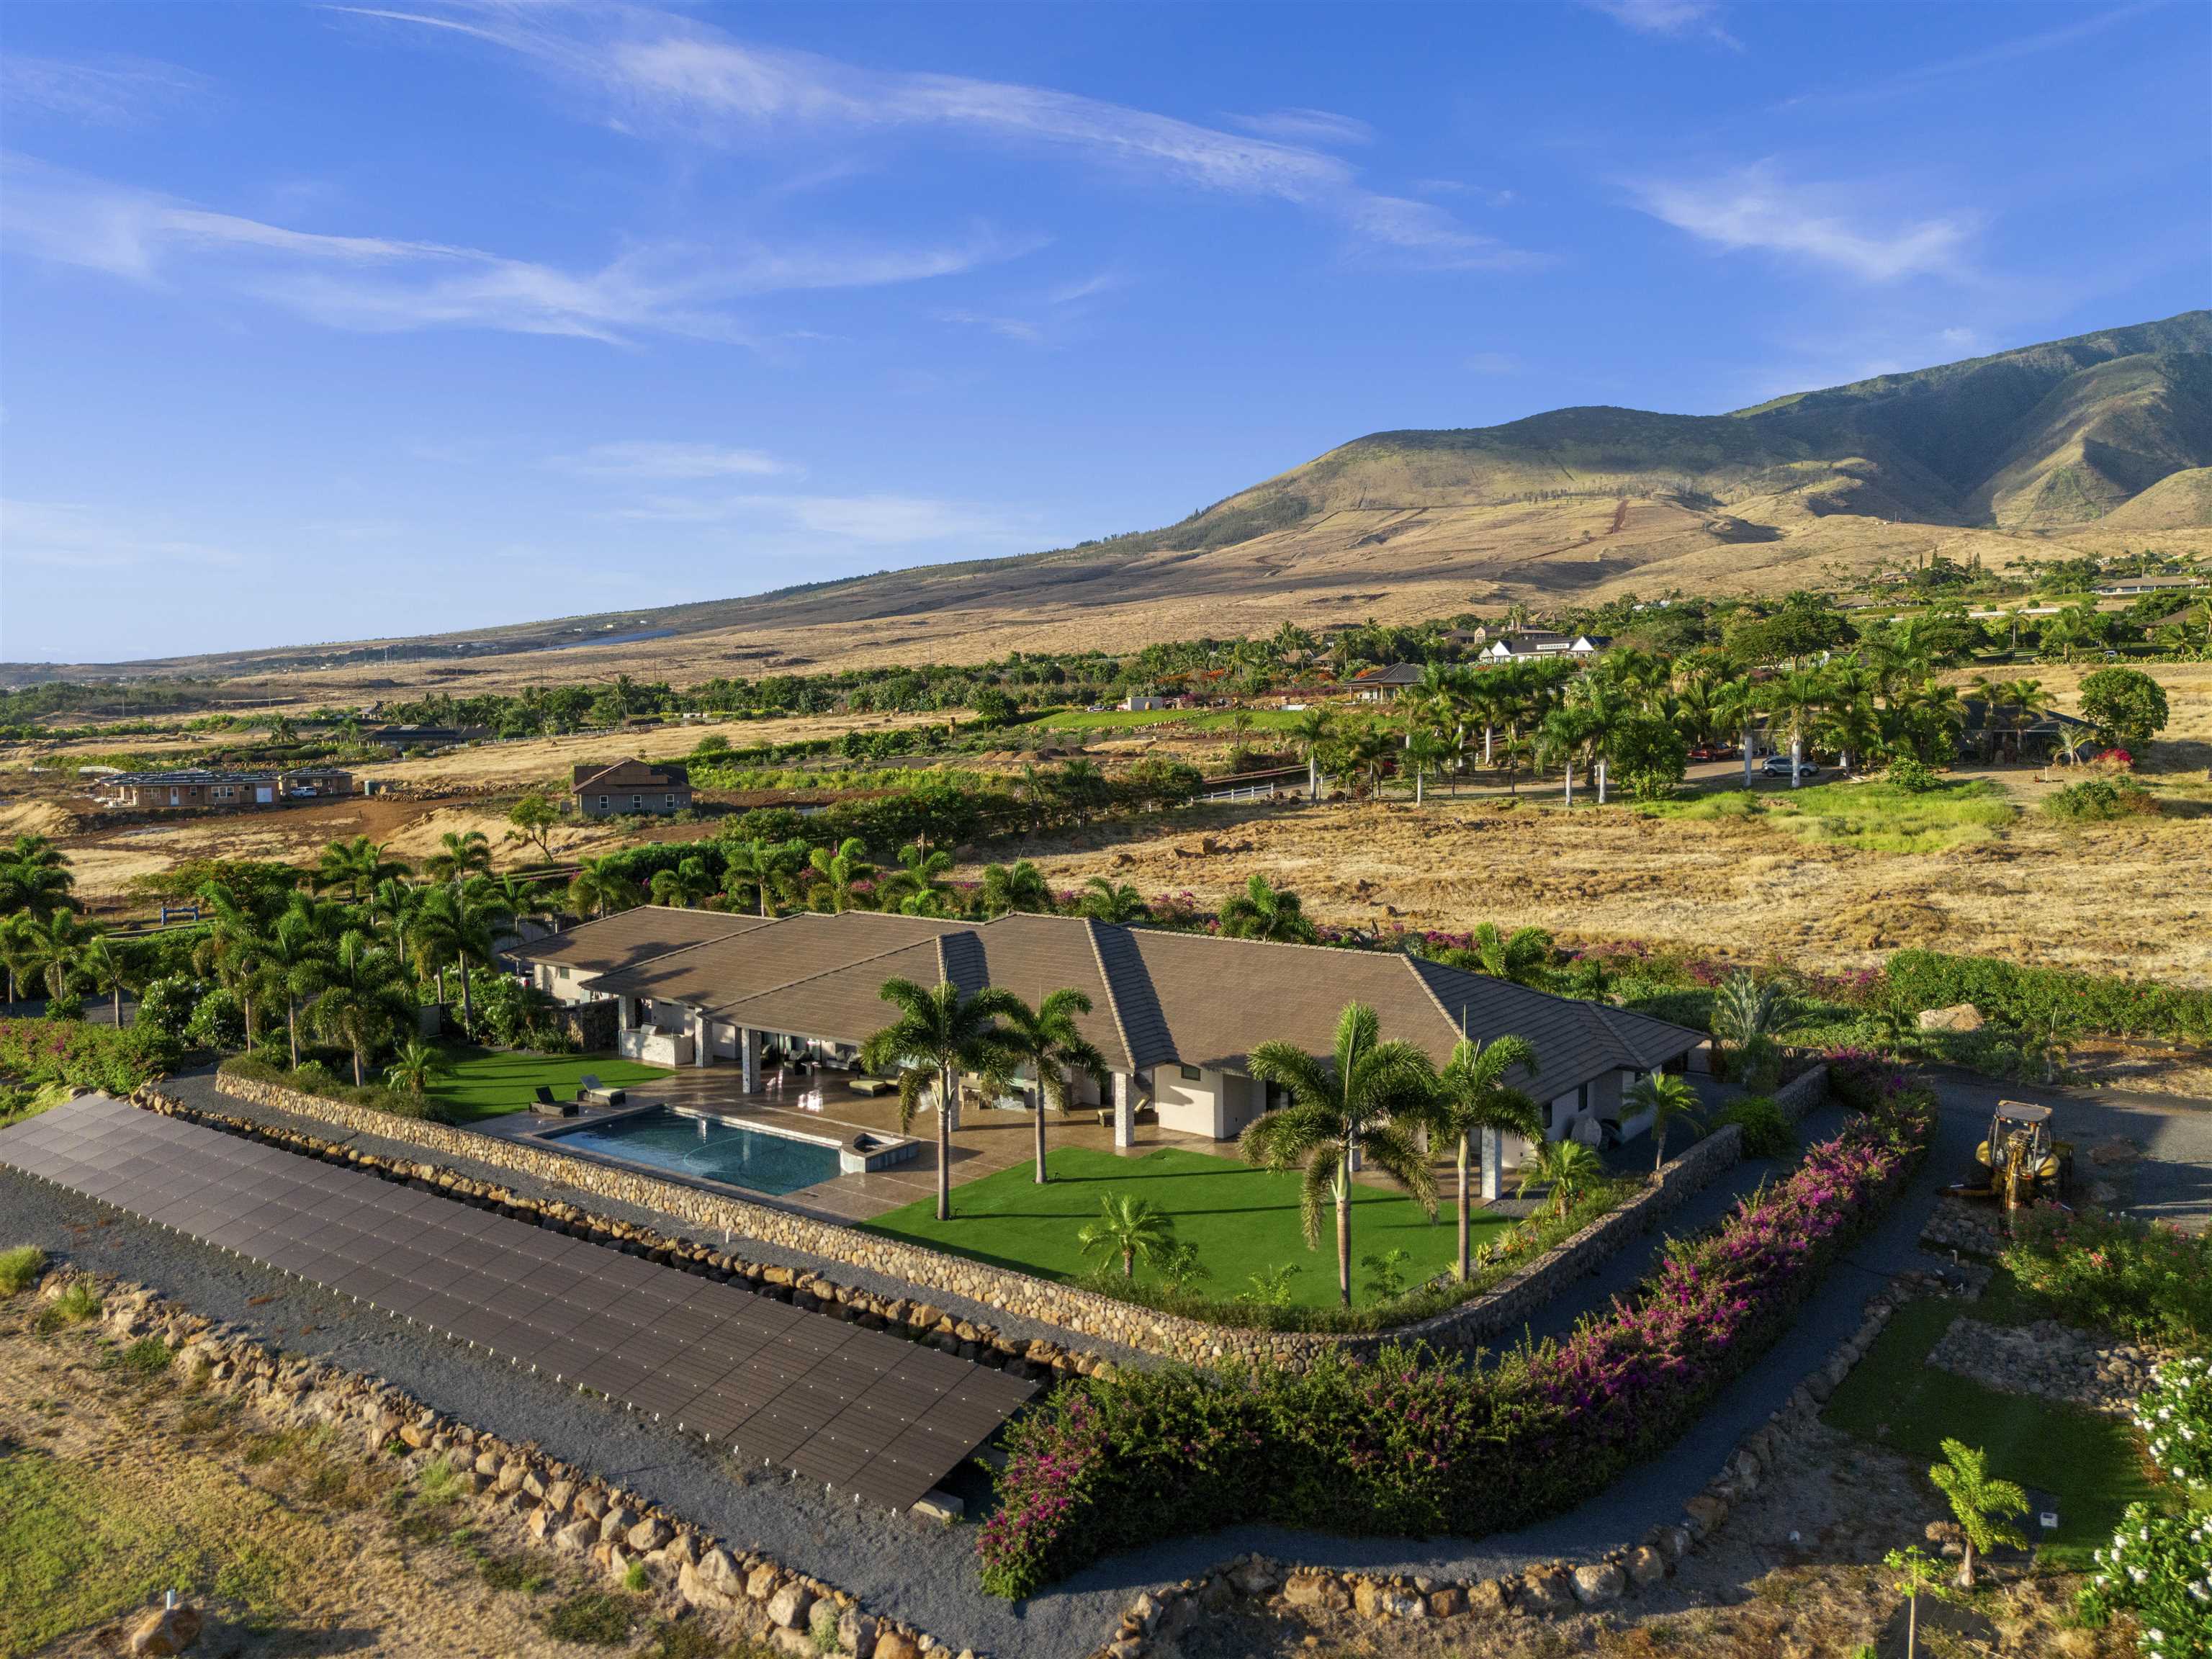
<box><xmin>1950</xmin><ymin>1101</ymin><xmax>2074</xmax><ymax>1213</ymax></box>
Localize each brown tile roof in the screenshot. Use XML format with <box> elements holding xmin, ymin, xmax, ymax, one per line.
<box><xmin>574</xmin><ymin>910</ymin><xmax>1699</xmax><ymax>1100</ymax></box>
<box><xmin>505</xmin><ymin>906</ymin><xmax>768</xmax><ymax>973</ymax></box>
<box><xmin>572</xmin><ymin>757</ymin><xmax>691</xmax><ymax>791</ymax></box>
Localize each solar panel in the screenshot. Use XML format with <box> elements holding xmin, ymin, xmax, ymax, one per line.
<box><xmin>0</xmin><ymin>1096</ymin><xmax>1033</xmax><ymax>1510</ymax></box>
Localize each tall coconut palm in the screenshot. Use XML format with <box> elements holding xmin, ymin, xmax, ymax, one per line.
<box><xmin>1290</xmin><ymin>707</ymin><xmax>1334</xmax><ymax>801</ymax></box>
<box><xmin>409</xmin><ymin>877</ymin><xmax>511</xmax><ymax>1038</ymax></box>
<box><xmin>984</xmin><ymin>988</ymin><xmax>1109</xmax><ymax>1184</ymax></box>
<box><xmin>1711</xmin><ymin>675</ymin><xmax>1764</xmax><ymax>788</ymax></box>
<box><xmin>720</xmin><ymin>837</ymin><xmax>806</xmax><ymax>917</ymax></box>
<box><xmin>980</xmin><ymin>859</ymin><xmax>1054</xmax><ymax>917</ymax></box>
<box><xmin>312</xmin><ymin>836</ymin><xmax>410</xmax><ymax>904</ymax></box>
<box><xmin>1401</xmin><ymin>725</ymin><xmax>1451</xmax><ymax>806</ymax></box>
<box><xmin>807</xmin><ymin>837</ymin><xmax>876</xmax><ymax>912</ymax></box>
<box><xmin>76</xmin><ymin>932</ymin><xmax>135</xmax><ymax>1025</ymax></box>
<box><xmin>265</xmin><ymin>896</ymin><xmax>345</xmax><ymax>1068</ymax></box>
<box><xmin>17</xmin><ymin>909</ymin><xmax>94</xmax><ymax>1003</ymax></box>
<box><xmin>194</xmin><ymin>886</ymin><xmax>273</xmax><ymax>1051</ymax></box>
<box><xmin>310</xmin><ymin>930</ymin><xmax>413</xmax><ymax>1086</ymax></box>
<box><xmin>424</xmin><ymin>830</ymin><xmax>493</xmax><ymax>886</ymax></box>
<box><xmin>1766</xmin><ymin>667</ymin><xmax>1831</xmax><ymax>787</ymax></box>
<box><xmin>1076</xmin><ymin>877</ymin><xmax>1149</xmax><ymax>925</ymax></box>
<box><xmin>0</xmin><ymin>833</ymin><xmax>76</xmax><ymax>920</ymax></box>
<box><xmin>1427</xmin><ymin>1035</ymin><xmax>1541</xmax><ymax>1278</ymax></box>
<box><xmin>0</xmin><ymin>912</ymin><xmax>37</xmax><ymax>1006</ymax></box>
<box><xmin>567</xmin><ymin>855</ymin><xmax>641</xmax><ymax>920</ymax></box>
<box><xmin>1241</xmin><ymin>1001</ymin><xmax>1439</xmax><ymax>1307</ymax></box>
<box><xmin>1218</xmin><ymin>873</ymin><xmax>1318</xmax><ymax>943</ymax></box>
<box><xmin>1626</xmin><ymin>1071</ymin><xmax>1705</xmax><ymax>1175</ymax></box>
<box><xmin>858</xmin><ymin>977</ymin><xmax>1023</xmax><ymax>1220</ymax></box>
<box><xmin>1076</xmin><ymin>1192</ymin><xmax>1175</xmax><ymax>1280</ymax></box>
<box><xmin>647</xmin><ymin>855</ymin><xmax>716</xmax><ymax>909</ymax></box>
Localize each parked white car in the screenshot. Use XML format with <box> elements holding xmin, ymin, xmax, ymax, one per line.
<box><xmin>1760</xmin><ymin>755</ymin><xmax>1822</xmax><ymax>778</ymax></box>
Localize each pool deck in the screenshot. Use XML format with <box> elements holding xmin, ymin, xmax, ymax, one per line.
<box><xmin>475</xmin><ymin>1067</ymin><xmax>1223</xmax><ymax>1223</ymax></box>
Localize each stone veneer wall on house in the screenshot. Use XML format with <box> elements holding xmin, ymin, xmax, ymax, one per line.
<box><xmin>203</xmin><ymin>1064</ymin><xmax>1826</xmax><ymax>1372</ymax></box>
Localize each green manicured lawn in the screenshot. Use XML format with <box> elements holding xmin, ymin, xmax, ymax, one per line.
<box><xmin>424</xmin><ymin>1048</ymin><xmax>673</xmax><ymax>1123</ymax></box>
<box><xmin>1643</xmin><ymin>778</ymin><xmax>2014</xmax><ymax>854</ymax></box>
<box><xmin>856</xmin><ymin>1145</ymin><xmax>1511</xmax><ymax>1310</ymax></box>
<box><xmin>1822</xmin><ymin>1292</ymin><xmax>2158</xmax><ymax>1566</ymax></box>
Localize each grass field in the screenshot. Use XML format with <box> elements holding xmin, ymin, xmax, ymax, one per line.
<box><xmin>1820</xmin><ymin>1287</ymin><xmax>2157</xmax><ymax>1566</ymax></box>
<box><xmin>858</xmin><ymin>1144</ymin><xmax>1511</xmax><ymax>1309</ymax></box>
<box><xmin>424</xmin><ymin>1048</ymin><xmax>673</xmax><ymax>1123</ymax></box>
<box><xmin>1645</xmin><ymin>778</ymin><xmax>2017</xmax><ymax>854</ymax></box>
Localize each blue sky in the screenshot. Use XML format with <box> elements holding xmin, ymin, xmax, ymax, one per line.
<box><xmin>3</xmin><ymin>1</ymin><xmax>2206</xmax><ymax>665</ymax></box>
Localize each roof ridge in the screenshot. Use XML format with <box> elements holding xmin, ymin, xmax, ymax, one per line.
<box><xmin>1400</xmin><ymin>953</ymin><xmax>1467</xmax><ymax>1043</ymax></box>
<box><xmin>1081</xmin><ymin>917</ymin><xmax>1141</xmax><ymax>1076</ymax></box>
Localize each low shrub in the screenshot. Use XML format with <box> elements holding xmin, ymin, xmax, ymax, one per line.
<box><xmin>2044</xmin><ymin>776</ymin><xmax>2161</xmax><ymax>823</ymax></box>
<box><xmin>541</xmin><ymin>1591</ymin><xmax>642</xmax><ymax>1645</ymax></box>
<box><xmin>0</xmin><ymin>1017</ymin><xmax>181</xmax><ymax>1095</ymax></box>
<box><xmin>216</xmin><ymin>1052</ymin><xmax>458</xmax><ymax>1124</ymax></box>
<box><xmin>2001</xmin><ymin>1207</ymin><xmax>2212</xmax><ymax>1351</ymax></box>
<box><xmin>1882</xmin><ymin>756</ymin><xmax>1943</xmax><ymax>791</ymax></box>
<box><xmin>2134</xmin><ymin>1355</ymin><xmax>2212</xmax><ymax>1489</ymax></box>
<box><xmin>2076</xmin><ymin>1503</ymin><xmax>2211</xmax><ymax>1659</ymax></box>
<box><xmin>1711</xmin><ymin>1096</ymin><xmax>1795</xmax><ymax>1159</ymax></box>
<box><xmin>1886</xmin><ymin>949</ymin><xmax>2212</xmax><ymax>1045</ymax></box>
<box><xmin>979</xmin><ymin>1082</ymin><xmax>1934</xmax><ymax>1597</ymax></box>
<box><xmin>184</xmin><ymin>987</ymin><xmax>247</xmax><ymax>1051</ymax></box>
<box><xmin>0</xmin><ymin>1245</ymin><xmax>48</xmax><ymax>1295</ymax></box>
<box><xmin>133</xmin><ymin>975</ymin><xmax>203</xmax><ymax>1039</ymax></box>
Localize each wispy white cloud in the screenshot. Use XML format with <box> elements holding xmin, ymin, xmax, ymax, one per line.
<box><xmin>0</xmin><ymin>53</ymin><xmax>214</xmax><ymax>125</ymax></box>
<box><xmin>555</xmin><ymin>441</ymin><xmax>791</xmax><ymax>479</ymax></box>
<box><xmin>611</xmin><ymin>490</ymin><xmax>1044</xmax><ymax>548</ymax></box>
<box><xmin>0</xmin><ymin>156</ymin><xmax>1030</xmax><ymax>343</ymax></box>
<box><xmin>937</xmin><ymin>310</ymin><xmax>1046</xmax><ymax>345</ymax></box>
<box><xmin>1467</xmin><ymin>351</ymin><xmax>1521</xmax><ymax>375</ymax></box>
<box><xmin>1046</xmin><ymin>271</ymin><xmax>1126</xmax><ymax>305</ymax></box>
<box><xmin>1226</xmin><ymin>107</ymin><xmax>1373</xmax><ymax>147</ymax></box>
<box><xmin>0</xmin><ymin>498</ymin><xmax>240</xmax><ymax>571</ymax></box>
<box><xmin>1774</xmin><ymin>2</ymin><xmax>2154</xmax><ymax>110</ymax></box>
<box><xmin>1631</xmin><ymin>164</ymin><xmax>1975</xmax><ymax>282</ymax></box>
<box><xmin>1584</xmin><ymin>0</ymin><xmax>1743</xmax><ymax>50</ymax></box>
<box><xmin>345</xmin><ymin>4</ymin><xmax>1540</xmax><ymax>272</ymax></box>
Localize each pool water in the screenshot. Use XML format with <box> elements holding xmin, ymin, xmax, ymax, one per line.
<box><xmin>549</xmin><ymin>1107</ymin><xmax>841</xmax><ymax>1196</ymax></box>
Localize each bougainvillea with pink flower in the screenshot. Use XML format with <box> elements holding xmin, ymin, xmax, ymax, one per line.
<box><xmin>979</xmin><ymin>1076</ymin><xmax>1934</xmax><ymax>1599</ymax></box>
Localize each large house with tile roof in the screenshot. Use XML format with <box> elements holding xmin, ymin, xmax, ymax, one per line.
<box><xmin>508</xmin><ymin>908</ymin><xmax>1701</xmax><ymax>1157</ymax></box>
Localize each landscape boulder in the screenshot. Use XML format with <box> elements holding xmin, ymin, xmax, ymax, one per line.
<box><xmin>1915</xmin><ymin>1003</ymin><xmax>1983</xmax><ymax>1033</ymax></box>
<box><xmin>127</xmin><ymin>1603</ymin><xmax>203</xmax><ymax>1657</ymax></box>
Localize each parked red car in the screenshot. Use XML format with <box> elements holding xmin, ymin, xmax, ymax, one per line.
<box><xmin>1687</xmin><ymin>743</ymin><xmax>1741</xmax><ymax>762</ymax></box>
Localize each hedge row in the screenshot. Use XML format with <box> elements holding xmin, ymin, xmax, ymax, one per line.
<box><xmin>1885</xmin><ymin>950</ymin><xmax>2212</xmax><ymax>1044</ymax></box>
<box><xmin>0</xmin><ymin>1018</ymin><xmax>182</xmax><ymax>1097</ymax></box>
<box><xmin>978</xmin><ymin>1073</ymin><xmax>1935</xmax><ymax>1598</ymax></box>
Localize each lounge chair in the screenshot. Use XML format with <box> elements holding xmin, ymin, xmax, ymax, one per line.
<box><xmin>575</xmin><ymin>1073</ymin><xmax>626</xmax><ymax>1108</ymax></box>
<box><xmin>530</xmin><ymin>1086</ymin><xmax>577</xmax><ymax>1119</ymax></box>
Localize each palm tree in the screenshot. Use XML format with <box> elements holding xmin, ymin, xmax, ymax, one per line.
<box><xmin>1626</xmin><ymin>1071</ymin><xmax>1704</xmax><ymax>1175</ymax></box>
<box><xmin>76</xmin><ymin>932</ymin><xmax>134</xmax><ymax>1026</ymax></box>
<box><xmin>1767</xmin><ymin>667</ymin><xmax>1830</xmax><ymax>787</ymax></box>
<box><xmin>1427</xmin><ymin>1035</ymin><xmax>1541</xmax><ymax>1278</ymax></box>
<box><xmin>1401</xmin><ymin>725</ymin><xmax>1451</xmax><ymax>806</ymax></box>
<box><xmin>1515</xmin><ymin>1136</ymin><xmax>1605</xmax><ymax>1220</ymax></box>
<box><xmin>807</xmin><ymin>837</ymin><xmax>876</xmax><ymax>912</ymax></box>
<box><xmin>1711</xmin><ymin>971</ymin><xmax>1785</xmax><ymax>1061</ymax></box>
<box><xmin>1710</xmin><ymin>675</ymin><xmax>1764</xmax><ymax>788</ymax></box>
<box><xmin>1290</xmin><ymin>707</ymin><xmax>1334</xmax><ymax>801</ymax></box>
<box><xmin>0</xmin><ymin>912</ymin><xmax>37</xmax><ymax>1006</ymax></box>
<box><xmin>858</xmin><ymin>977</ymin><xmax>1023</xmax><ymax>1220</ymax></box>
<box><xmin>720</xmin><ymin>837</ymin><xmax>806</xmax><ymax>917</ymax></box>
<box><xmin>980</xmin><ymin>859</ymin><xmax>1054</xmax><ymax>917</ymax></box>
<box><xmin>17</xmin><ymin>909</ymin><xmax>93</xmax><ymax>1004</ymax></box>
<box><xmin>1076</xmin><ymin>1192</ymin><xmax>1176</xmax><ymax>1280</ymax></box>
<box><xmin>1218</xmin><ymin>873</ymin><xmax>1318</xmax><ymax>944</ymax></box>
<box><xmin>310</xmin><ymin>929</ymin><xmax>413</xmax><ymax>1086</ymax></box>
<box><xmin>647</xmin><ymin>855</ymin><xmax>716</xmax><ymax>909</ymax></box>
<box><xmin>1076</xmin><ymin>877</ymin><xmax>1149</xmax><ymax>925</ymax></box>
<box><xmin>424</xmin><ymin>830</ymin><xmax>493</xmax><ymax>886</ymax></box>
<box><xmin>265</xmin><ymin>896</ymin><xmax>344</xmax><ymax>1068</ymax></box>
<box><xmin>1241</xmin><ymin>1002</ymin><xmax>1439</xmax><ymax>1307</ymax></box>
<box><xmin>194</xmin><ymin>886</ymin><xmax>272</xmax><ymax>1052</ymax></box>
<box><xmin>883</xmin><ymin>841</ymin><xmax>956</xmax><ymax>915</ymax></box>
<box><xmin>567</xmin><ymin>855</ymin><xmax>642</xmax><ymax>920</ymax></box>
<box><xmin>0</xmin><ymin>834</ymin><xmax>76</xmax><ymax>920</ymax></box>
<box><xmin>1929</xmin><ymin>1439</ymin><xmax>2028</xmax><ymax>1589</ymax></box>
<box><xmin>985</xmin><ymin>988</ymin><xmax>1109</xmax><ymax>1184</ymax></box>
<box><xmin>312</xmin><ymin>836</ymin><xmax>410</xmax><ymax>903</ymax></box>
<box><xmin>409</xmin><ymin>878</ymin><xmax>508</xmax><ymax>1038</ymax></box>
<box><xmin>384</xmin><ymin>1038</ymin><xmax>451</xmax><ymax>1100</ymax></box>
<box><xmin>1468</xmin><ymin>921</ymin><xmax>1552</xmax><ymax>984</ymax></box>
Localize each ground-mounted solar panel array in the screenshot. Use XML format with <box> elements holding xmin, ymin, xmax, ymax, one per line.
<box><xmin>0</xmin><ymin>1094</ymin><xmax>1033</xmax><ymax>1511</ymax></box>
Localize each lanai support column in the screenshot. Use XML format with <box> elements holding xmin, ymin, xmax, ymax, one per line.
<box><xmin>739</xmin><ymin>1028</ymin><xmax>760</xmax><ymax>1094</ymax></box>
<box><xmin>691</xmin><ymin>1007</ymin><xmax>711</xmax><ymax>1068</ymax></box>
<box><xmin>1112</xmin><ymin>1072</ymin><xmax>1135</xmax><ymax>1151</ymax></box>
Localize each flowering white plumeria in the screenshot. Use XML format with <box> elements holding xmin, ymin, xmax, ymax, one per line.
<box><xmin>2135</xmin><ymin>1355</ymin><xmax>2212</xmax><ymax>1489</ymax></box>
<box><xmin>2084</xmin><ymin>1503</ymin><xmax>2212</xmax><ymax>1656</ymax></box>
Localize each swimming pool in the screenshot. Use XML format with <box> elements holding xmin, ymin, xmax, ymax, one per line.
<box><xmin>547</xmin><ymin>1107</ymin><xmax>842</xmax><ymax>1196</ymax></box>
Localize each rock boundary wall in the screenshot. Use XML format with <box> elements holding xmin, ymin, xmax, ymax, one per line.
<box><xmin>32</xmin><ymin>1264</ymin><xmax>952</xmax><ymax>1659</ymax></box>
<box><xmin>202</xmin><ymin>1064</ymin><xmax>1823</xmax><ymax>1372</ymax></box>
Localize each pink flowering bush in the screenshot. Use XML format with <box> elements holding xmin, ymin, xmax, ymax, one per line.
<box><xmin>979</xmin><ymin>1079</ymin><xmax>1935</xmax><ymax>1599</ymax></box>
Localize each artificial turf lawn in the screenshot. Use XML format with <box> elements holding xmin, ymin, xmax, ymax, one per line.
<box><xmin>1820</xmin><ymin>1290</ymin><xmax>2159</xmax><ymax>1567</ymax></box>
<box><xmin>855</xmin><ymin>1144</ymin><xmax>1513</xmax><ymax>1309</ymax></box>
<box><xmin>423</xmin><ymin>1048</ymin><xmax>673</xmax><ymax>1123</ymax></box>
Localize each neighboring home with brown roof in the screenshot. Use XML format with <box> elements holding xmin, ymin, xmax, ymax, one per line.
<box><xmin>91</xmin><ymin>769</ymin><xmax>279</xmax><ymax>811</ymax></box>
<box><xmin>1344</xmin><ymin>662</ymin><xmax>1427</xmax><ymax>701</ymax></box>
<box><xmin>571</xmin><ymin>757</ymin><xmax>693</xmax><ymax>819</ymax></box>
<box><xmin>506</xmin><ymin>908</ymin><xmax>1700</xmax><ymax>1157</ymax></box>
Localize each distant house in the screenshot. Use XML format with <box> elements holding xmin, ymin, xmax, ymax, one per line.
<box><xmin>279</xmin><ymin>767</ymin><xmax>355</xmax><ymax>799</ymax></box>
<box><xmin>1477</xmin><ymin>631</ymin><xmax>1612</xmax><ymax>663</ymax></box>
<box><xmin>364</xmin><ymin>724</ymin><xmax>491</xmax><ymax>751</ymax></box>
<box><xmin>1344</xmin><ymin>663</ymin><xmax>1426</xmax><ymax>701</ymax></box>
<box><xmin>2092</xmin><ymin>575</ymin><xmax>2206</xmax><ymax>596</ymax></box>
<box><xmin>91</xmin><ymin>769</ymin><xmax>278</xmax><ymax>811</ymax></box>
<box><xmin>1957</xmin><ymin>698</ymin><xmax>2096</xmax><ymax>759</ymax></box>
<box><xmin>572</xmin><ymin>758</ymin><xmax>693</xmax><ymax>819</ymax></box>
<box><xmin>1120</xmin><ymin>695</ymin><xmax>1174</xmax><ymax>712</ymax></box>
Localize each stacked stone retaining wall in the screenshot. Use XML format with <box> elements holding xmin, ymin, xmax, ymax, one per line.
<box><xmin>199</xmin><ymin>1064</ymin><xmax>1824</xmax><ymax>1372</ymax></box>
